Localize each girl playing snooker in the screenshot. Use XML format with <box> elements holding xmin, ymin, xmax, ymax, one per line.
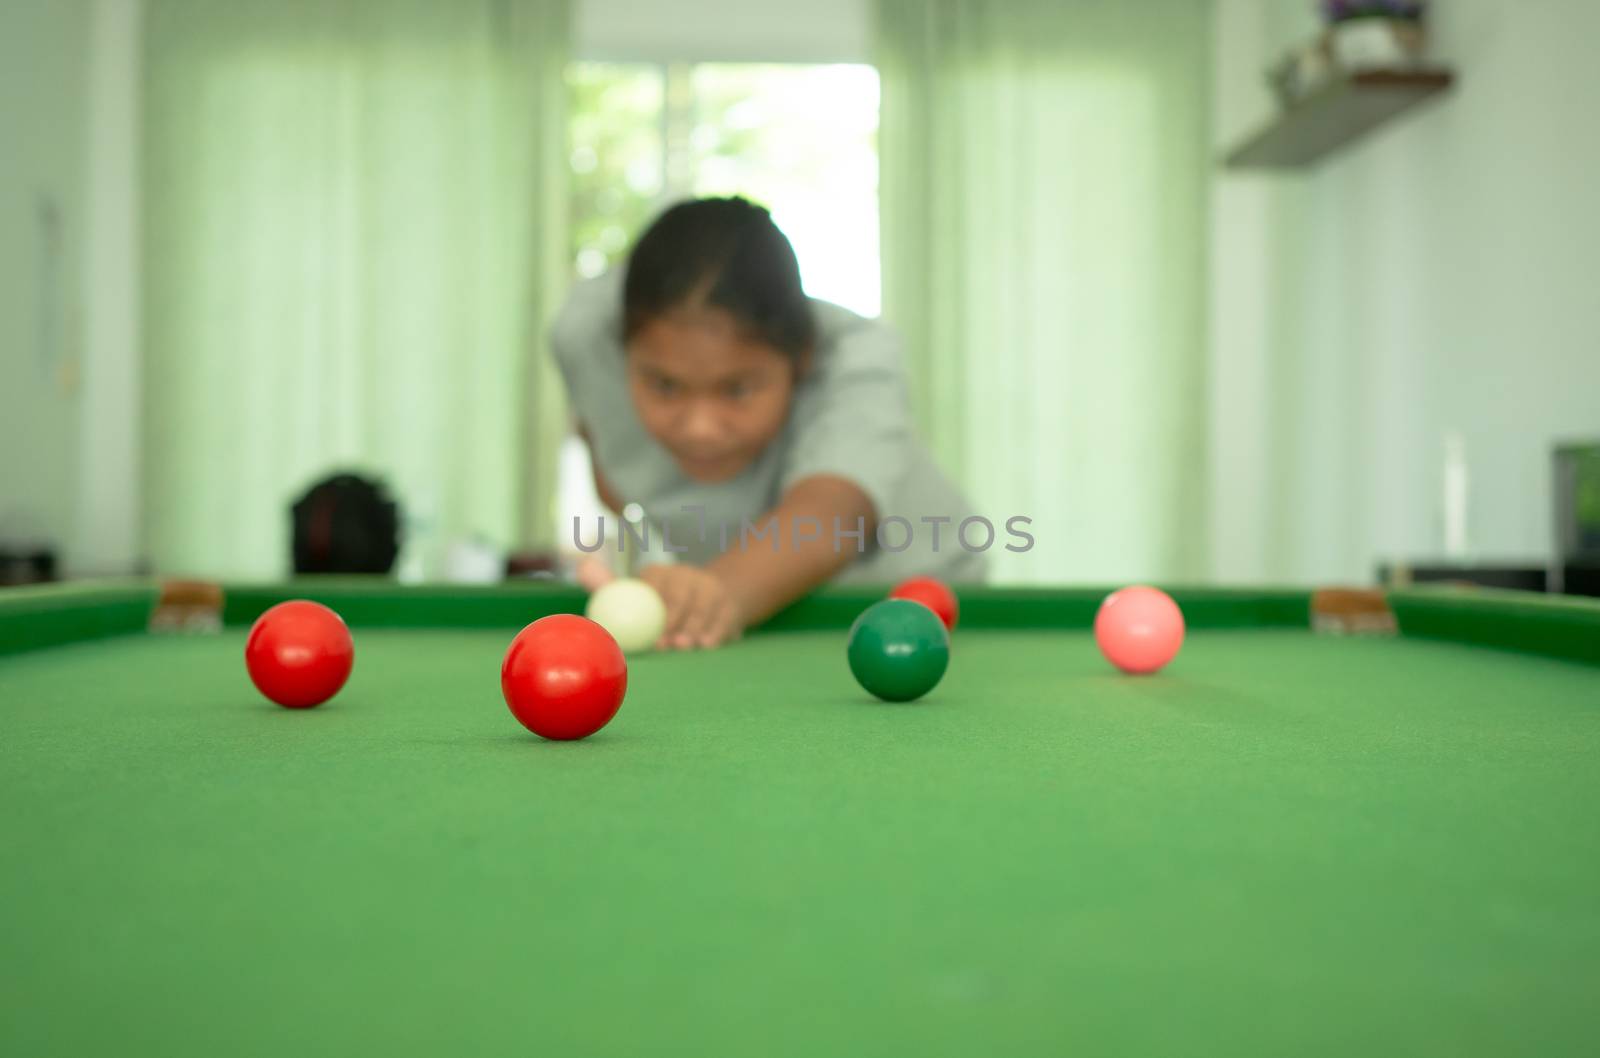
<box><xmin>552</xmin><ymin>197</ymin><xmax>983</xmax><ymax>650</ymax></box>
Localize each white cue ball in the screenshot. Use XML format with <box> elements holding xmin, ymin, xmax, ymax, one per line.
<box><xmin>584</xmin><ymin>577</ymin><xmax>667</xmax><ymax>654</ymax></box>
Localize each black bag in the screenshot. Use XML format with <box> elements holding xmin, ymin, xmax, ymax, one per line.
<box><xmin>291</xmin><ymin>473</ymin><xmax>401</xmax><ymax>575</ymax></box>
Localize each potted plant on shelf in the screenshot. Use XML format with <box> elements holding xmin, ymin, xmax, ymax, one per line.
<box><xmin>1320</xmin><ymin>0</ymin><xmax>1428</xmax><ymax>70</ymax></box>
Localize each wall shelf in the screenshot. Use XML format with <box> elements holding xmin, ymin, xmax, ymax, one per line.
<box><xmin>1223</xmin><ymin>68</ymin><xmax>1456</xmax><ymax>170</ymax></box>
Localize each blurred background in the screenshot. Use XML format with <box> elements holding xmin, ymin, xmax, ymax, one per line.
<box><xmin>2</xmin><ymin>0</ymin><xmax>1597</xmax><ymax>590</ymax></box>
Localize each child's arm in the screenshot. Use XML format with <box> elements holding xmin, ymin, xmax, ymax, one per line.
<box><xmin>642</xmin><ymin>474</ymin><xmax>874</xmax><ymax>649</ymax></box>
<box><xmin>711</xmin><ymin>474</ymin><xmax>875</xmax><ymax>625</ymax></box>
<box><xmin>576</xmin><ymin>422</ymin><xmax>627</xmax><ymax>514</ymax></box>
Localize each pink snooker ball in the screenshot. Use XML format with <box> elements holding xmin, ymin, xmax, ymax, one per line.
<box><xmin>1095</xmin><ymin>586</ymin><xmax>1185</xmax><ymax>675</ymax></box>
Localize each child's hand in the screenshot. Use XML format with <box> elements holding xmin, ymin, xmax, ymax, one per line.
<box><xmin>574</xmin><ymin>554</ymin><xmax>615</xmax><ymax>593</ymax></box>
<box><xmin>640</xmin><ymin>565</ymin><xmax>744</xmax><ymax>650</ymax></box>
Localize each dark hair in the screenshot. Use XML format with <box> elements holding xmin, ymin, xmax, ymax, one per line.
<box><xmin>623</xmin><ymin>197</ymin><xmax>816</xmax><ymax>361</ymax></box>
<box><xmin>291</xmin><ymin>472</ymin><xmax>401</xmax><ymax>575</ymax></box>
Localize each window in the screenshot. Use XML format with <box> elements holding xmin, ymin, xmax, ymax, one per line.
<box><xmin>567</xmin><ymin>62</ymin><xmax>881</xmax><ymax>316</ymax></box>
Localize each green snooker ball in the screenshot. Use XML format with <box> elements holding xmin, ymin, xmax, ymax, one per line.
<box><xmin>846</xmin><ymin>598</ymin><xmax>951</xmax><ymax>702</ymax></box>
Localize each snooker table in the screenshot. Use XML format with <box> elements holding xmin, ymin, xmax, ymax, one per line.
<box><xmin>3</xmin><ymin>581</ymin><xmax>1599</xmax><ymax>1057</ymax></box>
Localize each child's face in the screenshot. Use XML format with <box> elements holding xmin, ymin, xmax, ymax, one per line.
<box><xmin>626</xmin><ymin>306</ymin><xmax>798</xmax><ymax>483</ymax></box>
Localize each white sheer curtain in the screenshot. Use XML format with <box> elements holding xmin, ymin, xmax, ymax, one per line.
<box><xmin>142</xmin><ymin>0</ymin><xmax>571</xmax><ymax>578</ymax></box>
<box><xmin>878</xmin><ymin>0</ymin><xmax>1212</xmax><ymax>584</ymax></box>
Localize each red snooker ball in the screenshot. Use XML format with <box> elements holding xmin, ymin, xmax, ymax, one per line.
<box><xmin>501</xmin><ymin>614</ymin><xmax>627</xmax><ymax>741</ymax></box>
<box><xmin>244</xmin><ymin>600</ymin><xmax>355</xmax><ymax>708</ymax></box>
<box><xmin>888</xmin><ymin>575</ymin><xmax>959</xmax><ymax>632</ymax></box>
<box><xmin>1094</xmin><ymin>586</ymin><xmax>1185</xmax><ymax>675</ymax></box>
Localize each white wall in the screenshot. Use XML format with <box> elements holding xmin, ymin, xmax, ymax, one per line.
<box><xmin>0</xmin><ymin>0</ymin><xmax>141</xmax><ymax>577</ymax></box>
<box><xmin>575</xmin><ymin>0</ymin><xmax>870</xmax><ymax>63</ymax></box>
<box><xmin>1</xmin><ymin>0</ymin><xmax>90</xmax><ymax>566</ymax></box>
<box><xmin>77</xmin><ymin>0</ymin><xmax>142</xmax><ymax>575</ymax></box>
<box><xmin>1210</xmin><ymin>0</ymin><xmax>1600</xmax><ymax>584</ymax></box>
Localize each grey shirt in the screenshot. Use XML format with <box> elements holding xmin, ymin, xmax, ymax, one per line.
<box><xmin>551</xmin><ymin>270</ymin><xmax>987</xmax><ymax>584</ymax></box>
